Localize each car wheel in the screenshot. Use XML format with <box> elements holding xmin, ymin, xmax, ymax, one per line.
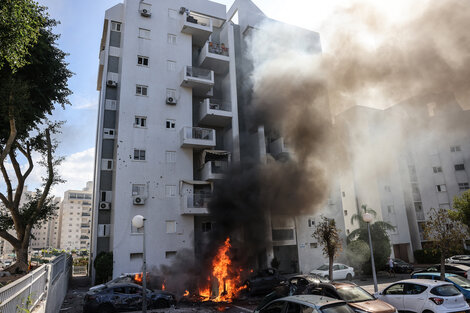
<box><xmin>98</xmin><ymin>304</ymin><xmax>115</xmax><ymax>313</ymax></box>
<box><xmin>154</xmin><ymin>299</ymin><xmax>170</xmax><ymax>308</ymax></box>
<box><xmin>422</xmin><ymin>310</ymin><xmax>434</xmax><ymax>313</ymax></box>
<box><xmin>346</xmin><ymin>274</ymin><xmax>352</xmax><ymax>281</ymax></box>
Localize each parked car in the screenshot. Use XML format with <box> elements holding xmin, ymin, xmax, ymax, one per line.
<box><xmin>385</xmin><ymin>259</ymin><xmax>414</xmax><ymax>274</ymax></box>
<box><xmin>83</xmin><ymin>282</ymin><xmax>176</xmax><ymax>313</ymax></box>
<box><xmin>411</xmin><ymin>264</ymin><xmax>470</xmax><ymax>278</ymax></box>
<box><xmin>376</xmin><ymin>279</ymin><xmax>470</xmax><ymax>313</ymax></box>
<box><xmin>310</xmin><ymin>263</ymin><xmax>355</xmax><ymax>280</ymax></box>
<box><xmin>244</xmin><ymin>268</ymin><xmax>284</xmax><ymax>295</ymax></box>
<box><xmin>411</xmin><ymin>272</ymin><xmax>470</xmax><ymax>301</ymax></box>
<box><xmin>254</xmin><ymin>294</ymin><xmax>356</xmax><ymax>313</ymax></box>
<box><xmin>446</xmin><ymin>255</ymin><xmax>470</xmax><ymax>266</ymax></box>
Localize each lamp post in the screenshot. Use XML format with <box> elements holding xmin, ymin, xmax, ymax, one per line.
<box><xmin>132</xmin><ymin>215</ymin><xmax>147</xmax><ymax>313</ymax></box>
<box><xmin>363</xmin><ymin>212</ymin><xmax>378</xmax><ymax>293</ymax></box>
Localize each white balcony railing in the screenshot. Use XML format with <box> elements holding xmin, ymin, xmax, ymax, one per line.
<box><xmin>201</xmin><ymin>161</ymin><xmax>229</xmax><ymax>181</ymax></box>
<box><xmin>181</xmin><ymin>66</ymin><xmax>214</xmax><ymax>96</ymax></box>
<box><xmin>180</xmin><ymin>126</ymin><xmax>216</xmax><ymax>148</ymax></box>
<box><xmin>180</xmin><ymin>194</ymin><xmax>211</xmax><ymax>215</ymax></box>
<box><xmin>199</xmin><ymin>98</ymin><xmax>232</xmax><ymax>127</ymax></box>
<box><xmin>198</xmin><ymin>41</ymin><xmax>230</xmax><ymax>74</ymax></box>
<box><xmin>180</xmin><ymin>12</ymin><xmax>213</xmax><ymax>46</ymax></box>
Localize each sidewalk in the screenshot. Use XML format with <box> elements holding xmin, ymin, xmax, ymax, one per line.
<box><xmin>59</xmin><ymin>275</ymin><xmax>90</xmax><ymax>313</ymax></box>
<box><xmin>353</xmin><ymin>271</ymin><xmax>411</xmax><ymax>293</ymax></box>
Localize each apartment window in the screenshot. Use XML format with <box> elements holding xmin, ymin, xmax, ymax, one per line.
<box><xmin>168</xmin><ymin>9</ymin><xmax>177</xmax><ymax>19</ymax></box>
<box><xmin>137</xmin><ymin>56</ymin><xmax>149</xmax><ymax>66</ymax></box>
<box><xmin>138</xmin><ymin>28</ymin><xmax>151</xmax><ymax>39</ymax></box>
<box><xmin>459</xmin><ymin>182</ymin><xmax>470</xmax><ymax>190</ymax></box>
<box><xmin>111</xmin><ymin>21</ymin><xmax>121</xmax><ymax>32</ymax></box>
<box><xmin>455</xmin><ymin>164</ymin><xmax>465</xmax><ymax>171</ymax></box>
<box><xmin>272</xmin><ymin>229</ymin><xmax>294</xmax><ymax>241</ymax></box>
<box><xmin>387</xmin><ymin>205</ymin><xmax>394</xmax><ymax>214</ymax></box>
<box><xmin>310</xmin><ymin>243</ymin><xmax>318</xmax><ymax>249</ymax></box>
<box><xmin>136</xmin><ymin>85</ymin><xmax>148</xmax><ymax>96</ymax></box>
<box><xmin>132</xmin><ymin>184</ymin><xmax>146</xmax><ymax>196</ymax></box>
<box><xmin>202</xmin><ymin>222</ymin><xmax>212</xmax><ymax>232</ymax></box>
<box><xmin>165</xmin><ymin>251</ymin><xmax>177</xmax><ymax>259</ymax></box>
<box><xmin>436</xmin><ymin>184</ymin><xmax>447</xmax><ymax>192</ymax></box>
<box><xmin>166</xmin><ymin>119</ymin><xmax>176</xmax><ymax>129</ymax></box>
<box><xmin>133</xmin><ymin>149</ymin><xmax>146</xmax><ymax>161</ymax></box>
<box><xmin>308</xmin><ymin>218</ymin><xmax>315</xmax><ymax>227</ymax></box>
<box><xmin>167</xmin><ymin>33</ymin><xmax>177</xmax><ymax>45</ymax></box>
<box><xmin>134</xmin><ymin>116</ymin><xmax>147</xmax><ymax>128</ymax></box>
<box><xmin>130</xmin><ymin>253</ymin><xmax>143</xmax><ymax>261</ymax></box>
<box><xmin>343</xmin><ymin>210</ymin><xmax>348</xmax><ymax>216</ymax></box>
<box><xmin>451</xmin><ymin>145</ymin><xmax>462</xmax><ymax>152</ymax></box>
<box><xmin>384</xmin><ymin>185</ymin><xmax>391</xmax><ymax>192</ymax></box>
<box><xmin>166</xmin><ymin>60</ymin><xmax>176</xmax><ymax>72</ymax></box>
<box><xmin>165</xmin><ymin>185</ymin><xmax>177</xmax><ymax>197</ymax></box>
<box><xmin>165</xmin><ymin>151</ymin><xmax>176</xmax><ymax>163</ymax></box>
<box><xmin>166</xmin><ymin>221</ymin><xmax>176</xmax><ymax>234</ymax></box>
<box><xmin>433</xmin><ymin>166</ymin><xmax>442</xmax><ymax>173</ymax></box>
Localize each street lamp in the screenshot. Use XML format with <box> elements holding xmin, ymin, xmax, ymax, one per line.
<box><xmin>363</xmin><ymin>212</ymin><xmax>378</xmax><ymax>293</ymax></box>
<box><xmin>132</xmin><ymin>215</ymin><xmax>147</xmax><ymax>313</ymax></box>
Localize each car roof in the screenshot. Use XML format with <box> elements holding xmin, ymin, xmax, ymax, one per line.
<box><xmin>413</xmin><ymin>272</ymin><xmax>457</xmax><ymax>277</ymax></box>
<box><xmin>392</xmin><ymin>279</ymin><xmax>454</xmax><ymax>286</ymax></box>
<box><xmin>277</xmin><ymin>295</ymin><xmax>345</xmax><ymax>307</ymax></box>
<box><xmin>106</xmin><ymin>282</ymin><xmax>141</xmax><ymax>288</ymax></box>
<box><xmin>430</xmin><ymin>264</ymin><xmax>470</xmax><ymax>269</ymax></box>
<box><xmin>291</xmin><ymin>274</ymin><xmax>322</xmax><ymax>281</ymax></box>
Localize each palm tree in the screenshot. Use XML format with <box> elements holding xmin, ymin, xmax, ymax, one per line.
<box><xmin>347</xmin><ymin>205</ymin><xmax>395</xmax><ymax>274</ymax></box>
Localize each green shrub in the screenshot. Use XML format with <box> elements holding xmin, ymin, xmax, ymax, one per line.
<box><xmin>94</xmin><ymin>252</ymin><xmax>113</xmax><ymax>284</ymax></box>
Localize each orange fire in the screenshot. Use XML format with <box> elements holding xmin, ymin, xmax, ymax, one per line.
<box><xmin>183</xmin><ymin>290</ymin><xmax>190</xmax><ymax>297</ymax></box>
<box><xmin>134</xmin><ymin>273</ymin><xmax>143</xmax><ymax>284</ymax></box>
<box><xmin>162</xmin><ymin>281</ymin><xmax>166</xmax><ymax>290</ymax></box>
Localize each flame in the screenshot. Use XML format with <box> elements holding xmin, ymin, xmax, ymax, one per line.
<box><xmin>134</xmin><ymin>273</ymin><xmax>143</xmax><ymax>284</ymax></box>
<box><xmin>183</xmin><ymin>290</ymin><xmax>190</xmax><ymax>297</ymax></box>
<box><xmin>162</xmin><ymin>281</ymin><xmax>166</xmax><ymax>290</ymax></box>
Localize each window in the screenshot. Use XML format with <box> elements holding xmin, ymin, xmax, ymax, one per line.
<box><xmin>132</xmin><ymin>184</ymin><xmax>146</xmax><ymax>196</ymax></box>
<box><xmin>459</xmin><ymin>183</ymin><xmax>469</xmax><ymax>190</ymax></box>
<box><xmin>272</xmin><ymin>229</ymin><xmax>294</xmax><ymax>241</ymax></box>
<box><xmin>138</xmin><ymin>28</ymin><xmax>151</xmax><ymax>39</ymax></box>
<box><xmin>433</xmin><ymin>166</ymin><xmax>442</xmax><ymax>173</ymax></box>
<box><xmin>165</xmin><ymin>151</ymin><xmax>176</xmax><ymax>163</ymax></box>
<box><xmin>165</xmin><ymin>251</ymin><xmax>177</xmax><ymax>259</ymax></box>
<box><xmin>166</xmin><ymin>119</ymin><xmax>176</xmax><ymax>129</ymax></box>
<box><xmin>343</xmin><ymin>210</ymin><xmax>348</xmax><ymax>216</ymax></box>
<box><xmin>165</xmin><ymin>185</ymin><xmax>177</xmax><ymax>197</ymax></box>
<box><xmin>202</xmin><ymin>222</ymin><xmax>212</xmax><ymax>232</ymax></box>
<box><xmin>137</xmin><ymin>56</ymin><xmax>149</xmax><ymax>66</ymax></box>
<box><xmin>260</xmin><ymin>301</ymin><xmax>284</xmax><ymax>313</ymax></box>
<box><xmin>166</xmin><ymin>60</ymin><xmax>176</xmax><ymax>72</ymax></box>
<box><xmin>133</xmin><ymin>149</ymin><xmax>146</xmax><ymax>161</ymax></box>
<box><xmin>136</xmin><ymin>85</ymin><xmax>148</xmax><ymax>96</ymax></box>
<box><xmin>384</xmin><ymin>185</ymin><xmax>391</xmax><ymax>192</ymax></box>
<box><xmin>167</xmin><ymin>33</ymin><xmax>177</xmax><ymax>45</ymax></box>
<box><xmin>134</xmin><ymin>116</ymin><xmax>147</xmax><ymax>128</ymax></box>
<box><xmin>455</xmin><ymin>164</ymin><xmax>465</xmax><ymax>171</ymax></box>
<box><xmin>168</xmin><ymin>9</ymin><xmax>177</xmax><ymax>19</ymax></box>
<box><xmin>111</xmin><ymin>21</ymin><xmax>121</xmax><ymax>32</ymax></box>
<box><xmin>310</xmin><ymin>242</ymin><xmax>317</xmax><ymax>248</ymax></box>
<box><xmin>308</xmin><ymin>218</ymin><xmax>315</xmax><ymax>227</ymax></box>
<box><xmin>130</xmin><ymin>253</ymin><xmax>143</xmax><ymax>260</ymax></box>
<box><xmin>385</xmin><ymin>283</ymin><xmax>405</xmax><ymax>295</ymax></box>
<box><xmin>436</xmin><ymin>184</ymin><xmax>447</xmax><ymax>192</ymax></box>
<box><xmin>387</xmin><ymin>205</ymin><xmax>394</xmax><ymax>214</ymax></box>
<box><xmin>166</xmin><ymin>221</ymin><xmax>176</xmax><ymax>233</ymax></box>
<box><xmin>451</xmin><ymin>145</ymin><xmax>462</xmax><ymax>152</ymax></box>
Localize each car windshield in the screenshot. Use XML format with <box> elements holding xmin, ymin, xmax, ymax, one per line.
<box><xmin>321</xmin><ymin>303</ymin><xmax>356</xmax><ymax>313</ymax></box>
<box><xmin>317</xmin><ymin>265</ymin><xmax>329</xmax><ymax>271</ymax></box>
<box><xmin>336</xmin><ymin>286</ymin><xmax>375</xmax><ymax>302</ymax></box>
<box><xmin>447</xmin><ymin>276</ymin><xmax>470</xmax><ymax>289</ymax></box>
<box><xmin>430</xmin><ymin>285</ymin><xmax>461</xmax><ymax>296</ymax></box>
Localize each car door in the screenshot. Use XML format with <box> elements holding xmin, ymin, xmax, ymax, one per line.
<box><xmin>126</xmin><ymin>286</ymin><xmax>144</xmax><ymax>311</ymax></box>
<box><xmin>381</xmin><ymin>283</ymin><xmax>405</xmax><ymax>311</ymax></box>
<box><xmin>403</xmin><ymin>283</ymin><xmax>427</xmax><ymax>313</ymax></box>
<box><xmin>333</xmin><ymin>265</ymin><xmax>343</xmax><ymax>279</ymax></box>
<box><xmin>286</xmin><ymin>301</ymin><xmax>315</xmax><ymax>313</ymax></box>
<box><xmin>111</xmin><ymin>286</ymin><xmax>128</xmax><ymax>311</ymax></box>
<box><xmin>260</xmin><ymin>300</ymin><xmax>287</xmax><ymax>313</ymax></box>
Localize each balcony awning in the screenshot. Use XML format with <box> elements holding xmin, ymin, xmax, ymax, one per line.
<box><xmin>201</xmin><ymin>150</ymin><xmax>231</xmax><ymax>167</ymax></box>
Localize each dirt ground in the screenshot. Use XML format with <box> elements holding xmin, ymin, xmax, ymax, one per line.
<box><xmin>59</xmin><ymin>275</ymin><xmax>91</xmax><ymax>313</ymax></box>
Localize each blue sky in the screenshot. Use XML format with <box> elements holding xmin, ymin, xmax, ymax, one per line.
<box><xmin>30</xmin><ymin>0</ymin><xmax>348</xmax><ymax>197</ymax></box>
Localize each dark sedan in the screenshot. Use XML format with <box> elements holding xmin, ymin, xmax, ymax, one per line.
<box><xmin>384</xmin><ymin>258</ymin><xmax>414</xmax><ymax>273</ymax></box>
<box><xmin>411</xmin><ymin>263</ymin><xmax>470</xmax><ymax>278</ymax></box>
<box><xmin>244</xmin><ymin>268</ymin><xmax>284</xmax><ymax>295</ymax></box>
<box><xmin>83</xmin><ymin>283</ymin><xmax>176</xmax><ymax>313</ymax></box>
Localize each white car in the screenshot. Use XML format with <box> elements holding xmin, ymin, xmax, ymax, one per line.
<box><xmin>310</xmin><ymin>263</ymin><xmax>355</xmax><ymax>280</ymax></box>
<box><xmin>376</xmin><ymin>279</ymin><xmax>470</xmax><ymax>313</ymax></box>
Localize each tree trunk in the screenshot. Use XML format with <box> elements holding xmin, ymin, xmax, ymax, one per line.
<box><xmin>440</xmin><ymin>252</ymin><xmax>445</xmax><ymax>281</ymax></box>
<box><xmin>4</xmin><ymin>246</ymin><xmax>29</xmax><ymax>274</ymax></box>
<box><xmin>329</xmin><ymin>255</ymin><xmax>334</xmax><ymax>280</ymax></box>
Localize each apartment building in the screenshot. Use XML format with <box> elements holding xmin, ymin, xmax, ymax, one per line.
<box><xmin>58</xmin><ymin>182</ymin><xmax>93</xmax><ymax>250</ymax></box>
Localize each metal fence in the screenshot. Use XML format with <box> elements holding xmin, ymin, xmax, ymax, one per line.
<box><xmin>0</xmin><ymin>253</ymin><xmax>72</xmax><ymax>313</ymax></box>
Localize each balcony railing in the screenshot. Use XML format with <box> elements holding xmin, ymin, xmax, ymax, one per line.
<box><xmin>181</xmin><ymin>127</ymin><xmax>216</xmax><ymax>148</ymax></box>
<box><xmin>208</xmin><ymin>42</ymin><xmax>229</xmax><ymax>56</ymax></box>
<box><xmin>180</xmin><ymin>12</ymin><xmax>213</xmax><ymax>46</ymax></box>
<box><xmin>180</xmin><ymin>193</ymin><xmax>211</xmax><ymax>215</ymax></box>
<box><xmin>186</xmin><ymin>66</ymin><xmax>213</xmax><ymax>80</ymax></box>
<box><xmin>415</xmin><ymin>210</ymin><xmax>425</xmax><ymax>221</ymax></box>
<box><xmin>198</xmin><ymin>98</ymin><xmax>232</xmax><ymax>127</ymax></box>
<box><xmin>201</xmin><ymin>161</ymin><xmax>228</xmax><ymax>181</ymax></box>
<box><xmin>81</xmin><ymin>224</ymin><xmax>90</xmax><ymax>228</ymax></box>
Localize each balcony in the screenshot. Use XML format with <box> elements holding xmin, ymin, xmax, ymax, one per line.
<box><xmin>269</xmin><ymin>137</ymin><xmax>290</xmax><ymax>159</ymax></box>
<box><xmin>181</xmin><ymin>66</ymin><xmax>214</xmax><ymax>96</ymax></box>
<box><xmin>180</xmin><ymin>12</ymin><xmax>213</xmax><ymax>46</ymax></box>
<box><xmin>198</xmin><ymin>98</ymin><xmax>232</xmax><ymax>127</ymax></box>
<box><xmin>415</xmin><ymin>210</ymin><xmax>425</xmax><ymax>221</ymax></box>
<box><xmin>201</xmin><ymin>161</ymin><xmax>229</xmax><ymax>181</ymax></box>
<box><xmin>180</xmin><ymin>194</ymin><xmax>211</xmax><ymax>215</ymax></box>
<box><xmin>198</xmin><ymin>41</ymin><xmax>230</xmax><ymax>74</ymax></box>
<box><xmin>180</xmin><ymin>127</ymin><xmax>216</xmax><ymax>148</ymax></box>
<box><xmin>82</xmin><ymin>212</ymin><xmax>90</xmax><ymax>217</ymax></box>
<box><xmin>81</xmin><ymin>223</ymin><xmax>90</xmax><ymax>228</ymax></box>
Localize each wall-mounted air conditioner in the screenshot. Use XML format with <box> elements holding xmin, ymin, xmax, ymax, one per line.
<box><xmin>166</xmin><ymin>96</ymin><xmax>177</xmax><ymax>105</ymax></box>
<box><xmin>107</xmin><ymin>72</ymin><xmax>119</xmax><ymax>88</ymax></box>
<box><xmin>103</xmin><ymin>128</ymin><xmax>115</xmax><ymax>139</ymax></box>
<box><xmin>107</xmin><ymin>80</ymin><xmax>117</xmax><ymax>87</ymax></box>
<box><xmin>99</xmin><ymin>202</ymin><xmax>111</xmax><ymax>210</ymax></box>
<box><xmin>140</xmin><ymin>8</ymin><xmax>151</xmax><ymax>17</ymax></box>
<box><xmin>133</xmin><ymin>196</ymin><xmax>146</xmax><ymax>205</ymax></box>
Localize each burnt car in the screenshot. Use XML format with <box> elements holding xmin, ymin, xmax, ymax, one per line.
<box><xmin>83</xmin><ymin>282</ymin><xmax>176</xmax><ymax>313</ymax></box>
<box><xmin>384</xmin><ymin>258</ymin><xmax>414</xmax><ymax>274</ymax></box>
<box><xmin>446</xmin><ymin>255</ymin><xmax>470</xmax><ymax>266</ymax></box>
<box><xmin>411</xmin><ymin>263</ymin><xmax>470</xmax><ymax>278</ymax></box>
<box><xmin>244</xmin><ymin>268</ymin><xmax>284</xmax><ymax>295</ymax></box>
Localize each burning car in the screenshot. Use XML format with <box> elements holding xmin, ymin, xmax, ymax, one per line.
<box><xmin>83</xmin><ymin>282</ymin><xmax>176</xmax><ymax>313</ymax></box>
<box><xmin>244</xmin><ymin>268</ymin><xmax>284</xmax><ymax>295</ymax></box>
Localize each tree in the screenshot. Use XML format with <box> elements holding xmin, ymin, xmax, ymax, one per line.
<box><xmin>423</xmin><ymin>207</ymin><xmax>468</xmax><ymax>280</ymax></box>
<box><xmin>452</xmin><ymin>190</ymin><xmax>470</xmax><ymax>230</ymax></box>
<box><xmin>347</xmin><ymin>205</ymin><xmax>395</xmax><ymax>274</ymax></box>
<box><xmin>312</xmin><ymin>216</ymin><xmax>343</xmax><ymax>280</ymax></box>
<box><xmin>0</xmin><ymin>0</ymin><xmax>46</xmax><ymax>71</ymax></box>
<box><xmin>0</xmin><ymin>14</ymin><xmax>71</xmax><ymax>273</ymax></box>
<box><xmin>94</xmin><ymin>252</ymin><xmax>113</xmax><ymax>284</ymax></box>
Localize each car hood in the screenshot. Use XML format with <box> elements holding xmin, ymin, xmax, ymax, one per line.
<box><xmin>348</xmin><ymin>299</ymin><xmax>396</xmax><ymax>313</ymax></box>
<box><xmin>89</xmin><ymin>284</ymin><xmax>105</xmax><ymax>291</ymax></box>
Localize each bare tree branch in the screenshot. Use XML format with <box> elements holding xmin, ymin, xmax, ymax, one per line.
<box><xmin>17</xmin><ymin>143</ymin><xmax>34</xmax><ymax>180</ymax></box>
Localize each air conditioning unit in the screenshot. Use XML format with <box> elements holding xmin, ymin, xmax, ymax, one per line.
<box><xmin>99</xmin><ymin>202</ymin><xmax>111</xmax><ymax>210</ymax></box>
<box><xmin>133</xmin><ymin>196</ymin><xmax>146</xmax><ymax>205</ymax></box>
<box><xmin>166</xmin><ymin>96</ymin><xmax>177</xmax><ymax>105</ymax></box>
<box><xmin>140</xmin><ymin>8</ymin><xmax>151</xmax><ymax>17</ymax></box>
<box><xmin>107</xmin><ymin>80</ymin><xmax>118</xmax><ymax>87</ymax></box>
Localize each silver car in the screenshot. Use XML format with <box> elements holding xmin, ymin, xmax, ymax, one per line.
<box><xmin>254</xmin><ymin>294</ymin><xmax>356</xmax><ymax>313</ymax></box>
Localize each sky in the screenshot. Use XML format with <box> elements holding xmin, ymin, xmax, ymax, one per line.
<box><xmin>30</xmin><ymin>0</ymin><xmax>351</xmax><ymax>197</ymax></box>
